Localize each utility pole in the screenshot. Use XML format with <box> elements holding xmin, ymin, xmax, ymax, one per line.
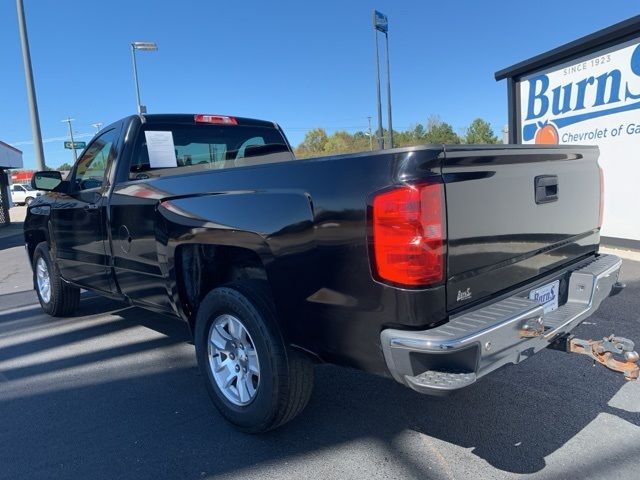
<box><xmin>62</xmin><ymin>118</ymin><xmax>78</xmax><ymax>162</ymax></box>
<box><xmin>16</xmin><ymin>0</ymin><xmax>45</xmax><ymax>170</ymax></box>
<box><xmin>367</xmin><ymin>116</ymin><xmax>373</xmax><ymax>151</ymax></box>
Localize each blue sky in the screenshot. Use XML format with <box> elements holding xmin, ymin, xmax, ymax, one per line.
<box><xmin>2</xmin><ymin>0</ymin><xmax>638</xmax><ymax>169</ymax></box>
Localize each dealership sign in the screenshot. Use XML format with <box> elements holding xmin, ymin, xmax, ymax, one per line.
<box><xmin>520</xmin><ymin>41</ymin><xmax>640</xmax><ymax>144</ymax></box>
<box><xmin>517</xmin><ymin>37</ymin><xmax>640</xmax><ymax>241</ymax></box>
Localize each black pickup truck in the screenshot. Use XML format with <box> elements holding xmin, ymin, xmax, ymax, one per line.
<box><xmin>25</xmin><ymin>113</ymin><xmax>638</xmax><ymax>432</ymax></box>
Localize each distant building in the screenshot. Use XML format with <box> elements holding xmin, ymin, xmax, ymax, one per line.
<box><xmin>0</xmin><ymin>140</ymin><xmax>24</xmax><ymax>226</ymax></box>
<box><xmin>11</xmin><ymin>170</ymin><xmax>35</xmax><ymax>185</ymax></box>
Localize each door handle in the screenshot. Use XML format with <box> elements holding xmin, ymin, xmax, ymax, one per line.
<box><xmin>535</xmin><ymin>175</ymin><xmax>559</xmax><ymax>204</ymax></box>
<box><xmin>84</xmin><ymin>203</ymin><xmax>100</xmax><ymax>212</ymax></box>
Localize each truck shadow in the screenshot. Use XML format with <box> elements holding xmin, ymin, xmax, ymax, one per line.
<box><xmin>0</xmin><ymin>230</ymin><xmax>24</xmax><ymax>250</ymax></box>
<box><xmin>0</xmin><ymin>278</ymin><xmax>638</xmax><ymax>478</ymax></box>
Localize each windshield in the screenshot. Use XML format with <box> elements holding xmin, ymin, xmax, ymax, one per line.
<box><xmin>23</xmin><ymin>184</ymin><xmax>34</xmax><ymax>191</ymax></box>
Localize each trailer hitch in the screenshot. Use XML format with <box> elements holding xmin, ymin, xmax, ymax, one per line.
<box><xmin>550</xmin><ymin>334</ymin><xmax>639</xmax><ymax>380</ymax></box>
<box><xmin>557</xmin><ymin>334</ymin><xmax>640</xmax><ymax>381</ymax></box>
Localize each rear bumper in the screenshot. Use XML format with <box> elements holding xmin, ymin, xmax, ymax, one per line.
<box><xmin>380</xmin><ymin>254</ymin><xmax>622</xmax><ymax>395</ymax></box>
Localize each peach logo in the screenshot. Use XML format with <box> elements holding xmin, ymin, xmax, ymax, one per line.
<box><xmin>534</xmin><ymin>121</ymin><xmax>559</xmax><ymax>144</ymax></box>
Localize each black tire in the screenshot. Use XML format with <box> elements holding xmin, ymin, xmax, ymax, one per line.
<box><xmin>25</xmin><ymin>196</ymin><xmax>34</xmax><ymax>206</ymax></box>
<box><xmin>32</xmin><ymin>242</ymin><xmax>80</xmax><ymax>317</ymax></box>
<box><xmin>195</xmin><ymin>283</ymin><xmax>314</xmax><ymax>433</ymax></box>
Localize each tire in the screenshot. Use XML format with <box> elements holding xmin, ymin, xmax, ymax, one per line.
<box><xmin>195</xmin><ymin>282</ymin><xmax>314</xmax><ymax>433</ymax></box>
<box><xmin>33</xmin><ymin>242</ymin><xmax>80</xmax><ymax>317</ymax></box>
<box><xmin>25</xmin><ymin>197</ymin><xmax>34</xmax><ymax>206</ymax></box>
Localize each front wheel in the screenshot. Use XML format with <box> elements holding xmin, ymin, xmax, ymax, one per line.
<box><xmin>24</xmin><ymin>196</ymin><xmax>34</xmax><ymax>206</ymax></box>
<box><xmin>195</xmin><ymin>283</ymin><xmax>314</xmax><ymax>433</ymax></box>
<box><xmin>33</xmin><ymin>242</ymin><xmax>80</xmax><ymax>317</ymax></box>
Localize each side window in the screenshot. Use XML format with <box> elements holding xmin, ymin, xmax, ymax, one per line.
<box><xmin>74</xmin><ymin>129</ymin><xmax>118</xmax><ymax>191</ymax></box>
<box><xmin>12</xmin><ymin>185</ymin><xmax>23</xmax><ymax>192</ymax></box>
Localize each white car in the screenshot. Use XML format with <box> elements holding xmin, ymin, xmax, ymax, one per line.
<box><xmin>10</xmin><ymin>184</ymin><xmax>43</xmax><ymax>206</ymax></box>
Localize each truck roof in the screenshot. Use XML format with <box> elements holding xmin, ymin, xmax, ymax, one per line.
<box><xmin>139</xmin><ymin>113</ymin><xmax>278</xmax><ymax>129</ymax></box>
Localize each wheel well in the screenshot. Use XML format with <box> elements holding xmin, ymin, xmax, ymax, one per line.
<box><xmin>176</xmin><ymin>244</ymin><xmax>269</xmax><ymax>331</ymax></box>
<box><xmin>25</xmin><ymin>230</ymin><xmax>47</xmax><ymax>266</ymax></box>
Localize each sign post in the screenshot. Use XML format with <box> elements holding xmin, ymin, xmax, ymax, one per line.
<box><xmin>62</xmin><ymin>117</ymin><xmax>78</xmax><ymax>162</ymax></box>
<box><xmin>373</xmin><ymin>10</ymin><xmax>393</xmax><ymax>149</ymax></box>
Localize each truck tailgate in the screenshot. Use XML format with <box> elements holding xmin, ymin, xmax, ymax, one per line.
<box><xmin>442</xmin><ymin>145</ymin><xmax>601</xmax><ymax>311</ymax></box>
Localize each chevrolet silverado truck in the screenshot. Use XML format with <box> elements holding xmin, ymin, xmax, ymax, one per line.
<box><xmin>24</xmin><ymin>113</ymin><xmax>639</xmax><ymax>432</ymax></box>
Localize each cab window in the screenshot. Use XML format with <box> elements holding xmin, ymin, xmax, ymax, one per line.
<box><xmin>128</xmin><ymin>123</ymin><xmax>293</xmax><ymax>181</ymax></box>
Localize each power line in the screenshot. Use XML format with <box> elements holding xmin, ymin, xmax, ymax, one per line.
<box><xmin>9</xmin><ymin>132</ymin><xmax>94</xmax><ymax>147</ymax></box>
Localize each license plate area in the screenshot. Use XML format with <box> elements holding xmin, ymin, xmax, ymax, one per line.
<box><xmin>529</xmin><ymin>280</ymin><xmax>560</xmax><ymax>314</ymax></box>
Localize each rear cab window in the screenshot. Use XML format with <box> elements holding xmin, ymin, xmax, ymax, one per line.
<box><xmin>128</xmin><ymin>120</ymin><xmax>294</xmax><ymax>181</ymax></box>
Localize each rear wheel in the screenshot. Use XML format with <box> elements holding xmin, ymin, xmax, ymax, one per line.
<box><xmin>33</xmin><ymin>242</ymin><xmax>80</xmax><ymax>317</ymax></box>
<box><xmin>195</xmin><ymin>283</ymin><xmax>314</xmax><ymax>433</ymax></box>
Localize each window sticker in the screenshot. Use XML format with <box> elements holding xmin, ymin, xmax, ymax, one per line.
<box><xmin>145</xmin><ymin>131</ymin><xmax>177</xmax><ymax>168</ymax></box>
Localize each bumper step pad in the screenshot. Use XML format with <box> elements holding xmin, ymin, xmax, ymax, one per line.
<box><xmin>406</xmin><ymin>370</ymin><xmax>477</xmax><ymax>394</ymax></box>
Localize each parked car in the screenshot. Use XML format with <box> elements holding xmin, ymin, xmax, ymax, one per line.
<box><xmin>24</xmin><ymin>113</ymin><xmax>638</xmax><ymax>432</ymax></box>
<box><xmin>11</xmin><ymin>183</ymin><xmax>42</xmax><ymax>206</ymax></box>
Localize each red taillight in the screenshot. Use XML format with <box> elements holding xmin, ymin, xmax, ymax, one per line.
<box><xmin>372</xmin><ymin>182</ymin><xmax>445</xmax><ymax>287</ymax></box>
<box><xmin>194</xmin><ymin>114</ymin><xmax>238</xmax><ymax>125</ymax></box>
<box><xmin>598</xmin><ymin>165</ymin><xmax>605</xmax><ymax>229</ymax></box>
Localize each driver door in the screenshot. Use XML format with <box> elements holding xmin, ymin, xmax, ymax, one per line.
<box><xmin>50</xmin><ymin>128</ymin><xmax>120</xmax><ymax>293</ymax></box>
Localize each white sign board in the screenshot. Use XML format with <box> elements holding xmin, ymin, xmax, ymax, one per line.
<box><xmin>144</xmin><ymin>131</ymin><xmax>177</xmax><ymax>168</ymax></box>
<box><xmin>517</xmin><ymin>38</ymin><xmax>640</xmax><ymax>241</ymax></box>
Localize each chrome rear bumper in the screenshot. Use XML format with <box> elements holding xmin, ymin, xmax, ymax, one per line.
<box><xmin>380</xmin><ymin>254</ymin><xmax>622</xmax><ymax>395</ymax></box>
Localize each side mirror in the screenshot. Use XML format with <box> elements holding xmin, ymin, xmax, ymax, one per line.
<box><xmin>31</xmin><ymin>171</ymin><xmax>65</xmax><ymax>192</ymax></box>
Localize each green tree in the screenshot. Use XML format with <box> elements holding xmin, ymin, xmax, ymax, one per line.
<box><xmin>294</xmin><ymin>115</ymin><xmax>485</xmax><ymax>154</ymax></box>
<box><xmin>424</xmin><ymin>116</ymin><xmax>461</xmax><ymax>144</ymax></box>
<box><xmin>465</xmin><ymin>118</ymin><xmax>499</xmax><ymax>144</ymax></box>
<box><xmin>352</xmin><ymin>131</ymin><xmax>372</xmax><ymax>151</ymax></box>
<box><xmin>296</xmin><ymin>128</ymin><xmax>329</xmax><ymax>158</ymax></box>
<box><xmin>57</xmin><ymin>162</ymin><xmax>73</xmax><ymax>171</ymax></box>
<box><xmin>395</xmin><ymin>123</ymin><xmax>429</xmax><ymax>147</ymax></box>
<box><xmin>324</xmin><ymin>130</ymin><xmax>355</xmax><ymax>155</ymax></box>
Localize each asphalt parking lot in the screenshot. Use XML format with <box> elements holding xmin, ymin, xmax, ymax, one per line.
<box><xmin>1</xmin><ymin>205</ymin><xmax>639</xmax><ymax>480</ymax></box>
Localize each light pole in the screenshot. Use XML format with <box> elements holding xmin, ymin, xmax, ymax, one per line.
<box><xmin>130</xmin><ymin>41</ymin><xmax>158</xmax><ymax>114</ymax></box>
<box><xmin>16</xmin><ymin>0</ymin><xmax>45</xmax><ymax>170</ymax></box>
<box><xmin>384</xmin><ymin>30</ymin><xmax>394</xmax><ymax>149</ymax></box>
<box><xmin>62</xmin><ymin>118</ymin><xmax>77</xmax><ymax>163</ymax></box>
<box><xmin>373</xmin><ymin>11</ymin><xmax>384</xmax><ymax>149</ymax></box>
<box><xmin>372</xmin><ymin>10</ymin><xmax>393</xmax><ymax>149</ymax></box>
<box><xmin>91</xmin><ymin>122</ymin><xmax>103</xmax><ymax>134</ymax></box>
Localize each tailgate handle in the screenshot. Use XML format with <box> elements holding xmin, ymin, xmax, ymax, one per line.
<box><xmin>535</xmin><ymin>175</ymin><xmax>558</xmax><ymax>204</ymax></box>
